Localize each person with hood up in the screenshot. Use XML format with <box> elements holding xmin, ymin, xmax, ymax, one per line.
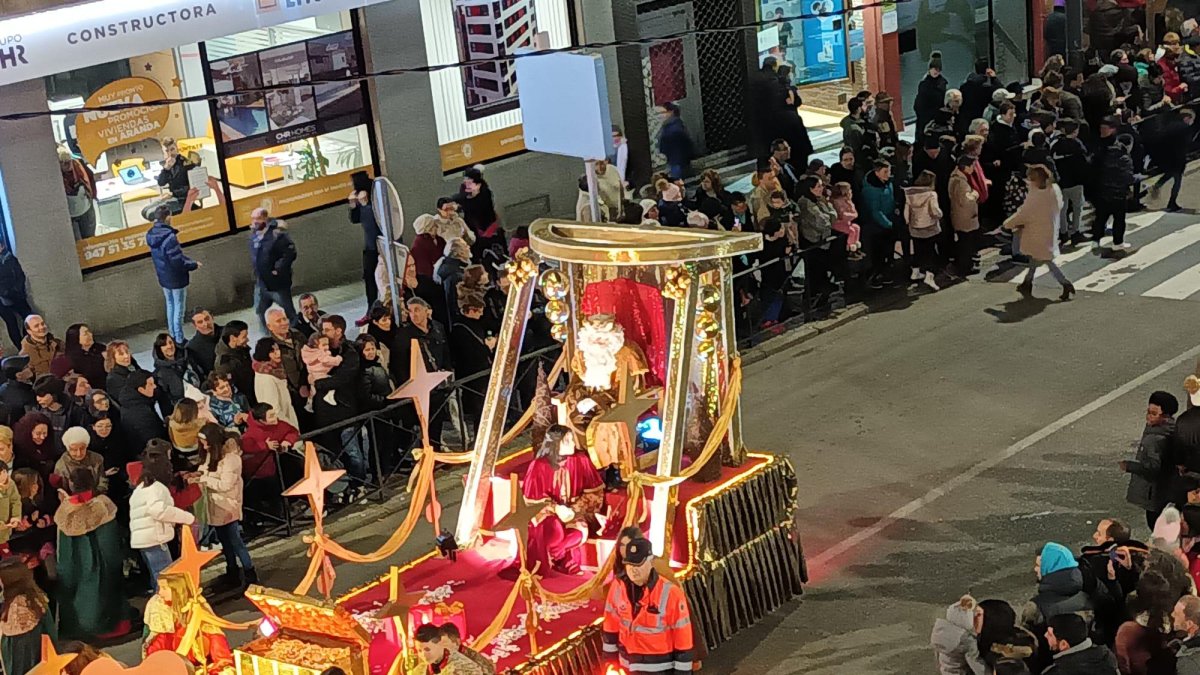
<box><xmin>903</xmin><ymin>170</ymin><xmax>943</xmax><ymax>291</ymax></box>
<box><xmin>1122</xmin><ymin>392</ymin><xmax>1180</xmax><ymax>531</ymax></box>
<box><xmin>914</xmin><ymin>52</ymin><xmax>948</xmax><ymax>144</ymax></box>
<box><xmin>1021</xmin><ymin>542</ymin><xmax>1094</xmax><ymax>645</ymax></box>
<box><xmin>146</xmin><ymin>205</ymin><xmax>200</xmax><ymax>346</ymax></box>
<box><xmin>931</xmin><ymin>594</ymin><xmax>987</xmax><ymax>674</ymax></box>
<box><xmin>1043</xmin><ymin>613</ymin><xmax>1119</xmax><ymax>674</ymax></box>
<box><xmin>1004</xmin><ymin>165</ymin><xmax>1075</xmax><ymax>301</ymax></box>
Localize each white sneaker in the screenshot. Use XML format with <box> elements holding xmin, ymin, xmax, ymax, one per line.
<box><xmin>1115</xmin><ymin>242</ymin><xmax>1132</xmax><ymax>250</ymax></box>
<box><xmin>910</xmin><ymin>268</ymin><xmax>923</xmax><ymax>281</ymax></box>
<box><xmin>923</xmin><ymin>272</ymin><xmax>940</xmax><ymax>291</ymax></box>
<box><xmin>323</xmin><ymin>390</ymin><xmax>338</xmax><ymax>406</ymax></box>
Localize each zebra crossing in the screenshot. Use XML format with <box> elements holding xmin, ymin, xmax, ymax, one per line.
<box><xmin>994</xmin><ymin>211</ymin><xmax>1200</xmax><ymax>301</ymax></box>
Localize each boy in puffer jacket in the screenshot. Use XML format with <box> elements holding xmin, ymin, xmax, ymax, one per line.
<box><xmin>931</xmin><ymin>594</ymin><xmax>986</xmax><ymax>675</ymax></box>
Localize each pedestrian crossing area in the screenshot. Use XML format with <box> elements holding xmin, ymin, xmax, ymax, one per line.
<box><xmin>993</xmin><ymin>211</ymin><xmax>1200</xmax><ymax>301</ymax></box>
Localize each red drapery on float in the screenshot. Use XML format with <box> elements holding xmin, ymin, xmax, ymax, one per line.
<box><xmin>580</xmin><ymin>278</ymin><xmax>667</xmax><ymax>387</ymax></box>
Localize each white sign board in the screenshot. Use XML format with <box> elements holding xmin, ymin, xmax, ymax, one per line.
<box><xmin>516</xmin><ymin>51</ymin><xmax>611</xmax><ymax>161</ymax></box>
<box><xmin>0</xmin><ymin>0</ymin><xmax>390</xmax><ymax>88</ymax></box>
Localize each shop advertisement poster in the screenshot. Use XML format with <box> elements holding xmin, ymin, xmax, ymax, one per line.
<box><xmin>0</xmin><ymin>0</ymin><xmax>390</xmax><ymax>88</ymax></box>
<box><xmin>231</xmin><ymin>166</ymin><xmax>371</xmax><ymax>228</ymax></box>
<box><xmin>209</xmin><ymin>30</ymin><xmax>367</xmax><ymax>158</ymax></box>
<box><xmin>73</xmin><ymin>77</ymin><xmax>170</xmax><ymax>164</ymax></box>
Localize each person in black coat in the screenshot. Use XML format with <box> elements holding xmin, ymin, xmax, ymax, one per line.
<box><xmin>0</xmin><ymin>356</ymin><xmax>34</xmax><ymax>419</ymax></box>
<box><xmin>392</xmin><ymin>298</ymin><xmax>452</xmax><ymax>450</ymax></box>
<box><xmin>0</xmin><ymin>240</ymin><xmax>32</xmax><ymax>352</ymax></box>
<box><xmin>214</xmin><ymin>321</ymin><xmax>255</xmax><ymax>406</ymax></box>
<box><xmin>450</xmin><ymin>295</ymin><xmax>496</xmax><ymax>428</ymax></box>
<box><xmin>185</xmin><ymin>308</ymin><xmax>222</xmax><ymax>377</ymax></box>
<box><xmin>250</xmin><ymin>209</ymin><xmax>298</xmax><ymax>332</ymax></box>
<box><xmin>312</xmin><ymin>315</ymin><xmax>368</xmax><ymax>480</ymax></box>
<box><xmin>457</xmin><ymin>168</ymin><xmax>506</xmax><ymax>263</ymax></box>
<box><xmin>959</xmin><ymin>59</ymin><xmax>1003</xmax><ymax>134</ymax></box>
<box><xmin>1088</xmin><ymin>118</ymin><xmax>1135</xmax><ymax>249</ymax></box>
<box><xmin>913</xmin><ymin>52</ymin><xmax>948</xmax><ymax>145</ymax></box>
<box><xmin>657</xmin><ymin>102</ymin><xmax>694</xmax><ymax>180</ymax></box>
<box><xmin>349</xmin><ymin>170</ymin><xmax>380</xmax><ymax>309</ymax></box>
<box><xmin>748</xmin><ymin>58</ymin><xmax>790</xmax><ymax>158</ymax></box>
<box><xmin>1147</xmin><ymin>108</ymin><xmax>1195</xmax><ymax>212</ymax></box>
<box><xmin>1045</xmin><ymin>3</ymin><xmax>1067</xmax><ymax>58</ymax></box>
<box><xmin>118</xmin><ymin>370</ymin><xmax>167</xmax><ymax>455</ymax></box>
<box><xmin>151</xmin><ymin>333</ymin><xmax>199</xmax><ymax>411</ymax></box>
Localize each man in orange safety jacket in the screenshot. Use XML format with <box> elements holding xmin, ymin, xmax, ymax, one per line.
<box><xmin>602</xmin><ymin>537</ymin><xmax>695</xmax><ymax>674</ymax></box>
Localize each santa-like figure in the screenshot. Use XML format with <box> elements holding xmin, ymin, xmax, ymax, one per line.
<box><xmin>565</xmin><ymin>314</ymin><xmax>650</xmax><ymax>469</ymax></box>
<box><xmin>522</xmin><ymin>424</ymin><xmax>604</xmax><ymax>575</ymax></box>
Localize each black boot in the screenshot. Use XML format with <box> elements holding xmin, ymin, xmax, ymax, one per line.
<box><xmin>243</xmin><ymin>567</ymin><xmax>259</xmax><ymax>589</ymax></box>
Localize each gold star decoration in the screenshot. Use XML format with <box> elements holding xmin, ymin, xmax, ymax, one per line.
<box><xmin>486</xmin><ymin>473</ymin><xmax>552</xmax><ymax>552</ymax></box>
<box><xmin>282</xmin><ymin>441</ymin><xmax>346</xmax><ymax>520</ymax></box>
<box><xmin>596</xmin><ymin>363</ymin><xmax>660</xmax><ymax>458</ymax></box>
<box><xmin>29</xmin><ymin>634</ymin><xmax>77</xmax><ymax>675</ymax></box>
<box><xmin>388</xmin><ymin>339</ymin><xmax>452</xmax><ymax>448</ymax></box>
<box><xmin>377</xmin><ymin>566</ymin><xmax>427</xmax><ymax>621</ymax></box>
<box><xmin>163</xmin><ymin>525</ymin><xmax>219</xmax><ymax>593</ymax></box>
<box><xmin>170</xmin><ymin>76</ymin><xmax>182</xmax><ymax>89</ymax></box>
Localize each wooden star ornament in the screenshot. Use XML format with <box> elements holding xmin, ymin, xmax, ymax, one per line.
<box><xmin>487</xmin><ymin>473</ymin><xmax>552</xmax><ymax>549</ymax></box>
<box><xmin>388</xmin><ymin>339</ymin><xmax>452</xmax><ymax>447</ymax></box>
<box><xmin>163</xmin><ymin>524</ymin><xmax>219</xmax><ymax>593</ymax></box>
<box><xmin>29</xmin><ymin>634</ymin><xmax>77</xmax><ymax>675</ymax></box>
<box><xmin>597</xmin><ymin>364</ymin><xmax>660</xmax><ymax>452</ymax></box>
<box><xmin>377</xmin><ymin>566</ymin><xmax>427</xmax><ymax>621</ymax></box>
<box><xmin>283</xmin><ymin>441</ymin><xmax>346</xmax><ymax>519</ymax></box>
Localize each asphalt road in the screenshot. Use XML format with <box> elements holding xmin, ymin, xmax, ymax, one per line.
<box><xmin>103</xmin><ymin>258</ymin><xmax>1200</xmax><ymax>674</ymax></box>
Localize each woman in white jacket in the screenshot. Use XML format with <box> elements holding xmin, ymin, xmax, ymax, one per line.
<box><xmin>191</xmin><ymin>424</ymin><xmax>256</xmax><ymax>590</ymax></box>
<box><xmin>250</xmin><ymin>338</ymin><xmax>299</xmax><ymax>430</ymax></box>
<box><xmin>129</xmin><ymin>444</ymin><xmax>194</xmax><ymax>586</ymax></box>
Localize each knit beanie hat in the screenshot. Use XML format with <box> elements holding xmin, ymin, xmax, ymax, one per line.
<box><xmin>928</xmin><ymin>51</ymin><xmax>943</xmax><ymax>71</ymax></box>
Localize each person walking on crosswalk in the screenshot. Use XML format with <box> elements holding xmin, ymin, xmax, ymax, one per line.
<box><xmin>1004</xmin><ymin>165</ymin><xmax>1077</xmax><ymax>300</ymax></box>
<box><xmin>1089</xmin><ymin>116</ymin><xmax>1135</xmax><ymax>251</ymax></box>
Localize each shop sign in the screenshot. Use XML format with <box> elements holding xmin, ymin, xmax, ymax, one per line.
<box><xmin>74</xmin><ymin>77</ymin><xmax>170</xmax><ymax>164</ymax></box>
<box><xmin>76</xmin><ymin>204</ymin><xmax>228</xmax><ymax>269</ymax></box>
<box><xmin>231</xmin><ymin>166</ymin><xmax>371</xmax><ymax>227</ymax></box>
<box><xmin>0</xmin><ymin>0</ymin><xmax>389</xmax><ymax>88</ymax></box>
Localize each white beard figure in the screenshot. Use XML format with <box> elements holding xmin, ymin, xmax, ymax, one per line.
<box><xmin>577</xmin><ymin>317</ymin><xmax>625</xmax><ymax>391</ymax></box>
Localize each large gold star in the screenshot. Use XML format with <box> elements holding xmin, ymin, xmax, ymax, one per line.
<box><xmin>283</xmin><ymin>441</ymin><xmax>346</xmax><ymax>519</ymax></box>
<box><xmin>596</xmin><ymin>363</ymin><xmax>660</xmax><ymax>458</ymax></box>
<box><xmin>29</xmin><ymin>634</ymin><xmax>77</xmax><ymax>675</ymax></box>
<box><xmin>388</xmin><ymin>338</ymin><xmax>452</xmax><ymax>448</ymax></box>
<box><xmin>163</xmin><ymin>525</ymin><xmax>219</xmax><ymax>593</ymax></box>
<box><xmin>377</xmin><ymin>566</ymin><xmax>427</xmax><ymax>621</ymax></box>
<box><xmin>486</xmin><ymin>473</ymin><xmax>552</xmax><ymax>549</ymax></box>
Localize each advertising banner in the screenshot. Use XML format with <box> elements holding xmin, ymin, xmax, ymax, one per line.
<box><xmin>76</xmin><ymin>203</ymin><xmax>229</xmax><ymax>270</ymax></box>
<box><xmin>0</xmin><ymin>0</ymin><xmax>389</xmax><ymax>88</ymax></box>
<box><xmin>73</xmin><ymin>77</ymin><xmax>171</xmax><ymax>164</ymax></box>
<box><xmin>231</xmin><ymin>165</ymin><xmax>372</xmax><ymax>227</ymax></box>
<box><xmin>420</xmin><ymin>0</ymin><xmax>571</xmax><ymax>172</ymax></box>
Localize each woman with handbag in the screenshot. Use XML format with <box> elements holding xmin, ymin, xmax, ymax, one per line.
<box><xmin>59</xmin><ymin>146</ymin><xmax>96</xmax><ymax>240</ymax></box>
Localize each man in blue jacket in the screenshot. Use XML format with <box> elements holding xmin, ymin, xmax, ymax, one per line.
<box><xmin>859</xmin><ymin>159</ymin><xmax>896</xmax><ymax>289</ymax></box>
<box><xmin>146</xmin><ymin>205</ymin><xmax>200</xmax><ymax>345</ymax></box>
<box><xmin>249</xmin><ymin>208</ymin><xmax>298</xmax><ymax>332</ymax></box>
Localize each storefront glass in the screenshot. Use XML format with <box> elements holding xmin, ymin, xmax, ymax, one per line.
<box><xmin>46</xmin><ymin>11</ymin><xmax>376</xmax><ymax>271</ymax></box>
<box><xmin>762</xmin><ymin>0</ymin><xmax>852</xmax><ymax>85</ymax></box>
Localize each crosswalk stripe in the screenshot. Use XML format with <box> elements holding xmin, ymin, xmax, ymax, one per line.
<box><xmin>1011</xmin><ymin>211</ymin><xmax>1163</xmax><ymax>283</ymax></box>
<box><xmin>1143</xmin><ymin>260</ymin><xmax>1200</xmax><ymax>299</ymax></box>
<box><xmin>1073</xmin><ymin>220</ymin><xmax>1200</xmax><ymax>293</ymax></box>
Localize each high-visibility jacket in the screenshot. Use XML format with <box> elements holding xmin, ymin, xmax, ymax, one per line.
<box><xmin>602</xmin><ymin>572</ymin><xmax>695</xmax><ymax>674</ymax></box>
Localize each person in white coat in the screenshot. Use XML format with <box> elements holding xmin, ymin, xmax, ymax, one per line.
<box><xmin>191</xmin><ymin>424</ymin><xmax>256</xmax><ymax>591</ymax></box>
<box><xmin>1003</xmin><ymin>165</ymin><xmax>1076</xmax><ymax>301</ymax></box>
<box><xmin>129</xmin><ymin>443</ymin><xmax>194</xmax><ymax>586</ymax></box>
<box><xmin>251</xmin><ymin>338</ymin><xmax>299</xmax><ymax>430</ymax></box>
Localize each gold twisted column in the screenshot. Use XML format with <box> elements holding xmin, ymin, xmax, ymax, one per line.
<box><xmin>455</xmin><ymin>256</ymin><xmax>538</xmax><ymax>546</ymax></box>
<box><xmin>719</xmin><ymin>259</ymin><xmax>746</xmax><ymax>464</ymax></box>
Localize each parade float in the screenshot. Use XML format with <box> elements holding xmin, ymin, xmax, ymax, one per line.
<box><xmin>239</xmin><ymin>217</ymin><xmax>808</xmax><ymax>675</ymax></box>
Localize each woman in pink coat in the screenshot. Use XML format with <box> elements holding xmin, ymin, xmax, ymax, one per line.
<box><xmin>1004</xmin><ymin>165</ymin><xmax>1075</xmax><ymax>301</ymax></box>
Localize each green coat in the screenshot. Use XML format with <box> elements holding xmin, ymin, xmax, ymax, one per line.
<box><xmin>55</xmin><ymin>495</ymin><xmax>132</xmax><ymax>639</ymax></box>
<box><xmin>0</xmin><ymin>600</ymin><xmax>56</xmax><ymax>675</ymax></box>
<box><xmin>0</xmin><ymin>481</ymin><xmax>21</xmax><ymax>545</ymax></box>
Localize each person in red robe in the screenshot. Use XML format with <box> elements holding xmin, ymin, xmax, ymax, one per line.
<box><xmin>522</xmin><ymin>424</ymin><xmax>604</xmax><ymax>575</ymax></box>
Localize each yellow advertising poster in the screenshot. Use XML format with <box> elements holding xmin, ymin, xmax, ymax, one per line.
<box><xmin>231</xmin><ymin>167</ymin><xmax>374</xmax><ymax>228</ymax></box>
<box><xmin>73</xmin><ymin>78</ymin><xmax>171</xmax><ymax>165</ymax></box>
<box><xmin>76</xmin><ymin>206</ymin><xmax>230</xmax><ymax>270</ymax></box>
<box><xmin>440</xmin><ymin>126</ymin><xmax>525</xmax><ymax>172</ymax></box>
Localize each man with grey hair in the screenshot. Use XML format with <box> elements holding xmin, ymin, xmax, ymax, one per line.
<box><xmin>250</xmin><ymin>207</ymin><xmax>297</xmax><ymax>332</ymax></box>
<box><xmin>394</xmin><ymin>296</ymin><xmax>451</xmax><ymax>449</ymax></box>
<box><xmin>1176</xmin><ymin>595</ymin><xmax>1200</xmax><ymax>673</ymax></box>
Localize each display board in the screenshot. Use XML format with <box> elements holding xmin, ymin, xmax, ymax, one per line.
<box><xmin>420</xmin><ymin>0</ymin><xmax>573</xmax><ymax>172</ymax></box>
<box><xmin>209</xmin><ymin>30</ymin><xmax>368</xmax><ymax>157</ymax></box>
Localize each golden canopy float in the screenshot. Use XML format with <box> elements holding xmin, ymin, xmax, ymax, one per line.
<box><xmin>234</xmin><ymin>219</ymin><xmax>806</xmax><ymax>675</ymax></box>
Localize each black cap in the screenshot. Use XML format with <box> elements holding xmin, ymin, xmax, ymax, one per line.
<box><xmin>1</xmin><ymin>355</ymin><xmax>29</xmax><ymax>377</ymax></box>
<box><xmin>624</xmin><ymin>537</ymin><xmax>654</xmax><ymax>565</ymax></box>
<box><xmin>1100</xmin><ymin>115</ymin><xmax>1120</xmax><ymax>129</ymax></box>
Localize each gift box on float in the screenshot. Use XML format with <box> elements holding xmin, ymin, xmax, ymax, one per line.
<box><xmin>235</xmin><ymin>585</ymin><xmax>370</xmax><ymax>675</ymax></box>
<box><xmin>408</xmin><ymin>600</ymin><xmax>468</xmax><ymax>640</ymax></box>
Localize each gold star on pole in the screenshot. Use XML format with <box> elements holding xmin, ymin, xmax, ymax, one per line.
<box><xmin>163</xmin><ymin>525</ymin><xmax>219</xmax><ymax>593</ymax></box>
<box><xmin>596</xmin><ymin>364</ymin><xmax>660</xmax><ymax>457</ymax></box>
<box><xmin>486</xmin><ymin>473</ymin><xmax>552</xmax><ymax>550</ymax></box>
<box><xmin>29</xmin><ymin>634</ymin><xmax>77</xmax><ymax>675</ymax></box>
<box><xmin>377</xmin><ymin>566</ymin><xmax>427</xmax><ymax>621</ymax></box>
<box><xmin>388</xmin><ymin>339</ymin><xmax>452</xmax><ymax>448</ymax></box>
<box><xmin>283</xmin><ymin>441</ymin><xmax>346</xmax><ymax>520</ymax></box>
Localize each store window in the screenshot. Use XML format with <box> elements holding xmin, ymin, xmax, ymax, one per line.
<box><xmin>45</xmin><ymin>11</ymin><xmax>376</xmax><ymax>271</ymax></box>
<box><xmin>48</xmin><ymin>44</ymin><xmax>231</xmax><ymax>270</ymax></box>
<box><xmin>762</xmin><ymin>0</ymin><xmax>850</xmax><ymax>85</ymax></box>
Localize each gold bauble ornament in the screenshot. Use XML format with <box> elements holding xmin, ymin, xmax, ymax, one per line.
<box><xmin>545</xmin><ymin>299</ymin><xmax>570</xmax><ymax>324</ymax></box>
<box><xmin>550</xmin><ymin>323</ymin><xmax>568</xmax><ymax>342</ymax></box>
<box><xmin>699</xmin><ymin>285</ymin><xmax>721</xmax><ymax>312</ymax></box>
<box><xmin>695</xmin><ymin>313</ymin><xmax>721</xmax><ymax>341</ymax></box>
<box><xmin>539</xmin><ymin>269</ymin><xmax>568</xmax><ymax>300</ymax></box>
<box><xmin>696</xmin><ymin>339</ymin><xmax>717</xmax><ymax>358</ymax></box>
